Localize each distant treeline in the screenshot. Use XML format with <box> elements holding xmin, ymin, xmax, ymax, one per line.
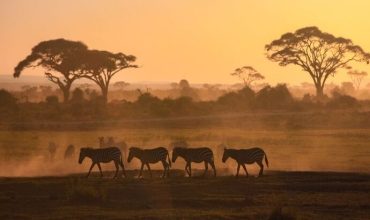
<box><xmin>1</xmin><ymin>83</ymin><xmax>368</xmax><ymax>123</ymax></box>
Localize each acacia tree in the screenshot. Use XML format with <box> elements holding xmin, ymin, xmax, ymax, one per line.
<box><xmin>13</xmin><ymin>39</ymin><xmax>88</xmax><ymax>103</ymax></box>
<box><xmin>265</xmin><ymin>26</ymin><xmax>370</xmax><ymax>98</ymax></box>
<box><xmin>347</xmin><ymin>70</ymin><xmax>367</xmax><ymax>91</ymax></box>
<box><xmin>231</xmin><ymin>66</ymin><xmax>265</xmax><ymax>87</ymax></box>
<box><xmin>79</xmin><ymin>50</ymin><xmax>138</xmax><ymax>102</ymax></box>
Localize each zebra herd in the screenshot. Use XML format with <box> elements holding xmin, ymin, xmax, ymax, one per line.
<box><xmin>48</xmin><ymin>142</ymin><xmax>75</xmax><ymax>161</ymax></box>
<box><xmin>76</xmin><ymin>139</ymin><xmax>269</xmax><ymax>179</ymax></box>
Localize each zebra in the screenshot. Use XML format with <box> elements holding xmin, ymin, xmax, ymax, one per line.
<box><xmin>64</xmin><ymin>144</ymin><xmax>75</xmax><ymax>161</ymax></box>
<box><xmin>127</xmin><ymin>147</ymin><xmax>171</xmax><ymax>178</ymax></box>
<box><xmin>48</xmin><ymin>141</ymin><xmax>58</xmax><ymax>159</ymax></box>
<box><xmin>107</xmin><ymin>137</ymin><xmax>128</xmax><ymax>163</ymax></box>
<box><xmin>222</xmin><ymin>147</ymin><xmax>269</xmax><ymax>177</ymax></box>
<box><xmin>168</xmin><ymin>141</ymin><xmax>189</xmax><ymax>152</ymax></box>
<box><xmin>78</xmin><ymin>147</ymin><xmax>126</xmax><ymax>179</ymax></box>
<box><xmin>172</xmin><ymin>147</ymin><xmax>216</xmax><ymax>177</ymax></box>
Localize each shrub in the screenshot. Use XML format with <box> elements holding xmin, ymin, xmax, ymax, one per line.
<box><xmin>66</xmin><ymin>179</ymin><xmax>106</xmax><ymax>204</ymax></box>
<box><xmin>267</xmin><ymin>200</ymin><xmax>298</xmax><ymax>220</ymax></box>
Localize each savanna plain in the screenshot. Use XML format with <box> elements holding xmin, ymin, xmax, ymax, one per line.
<box><xmin>0</xmin><ymin>113</ymin><xmax>370</xmax><ymax>220</ymax></box>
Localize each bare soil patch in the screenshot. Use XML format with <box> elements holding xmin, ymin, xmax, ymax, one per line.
<box><xmin>0</xmin><ymin>170</ymin><xmax>369</xmax><ymax>220</ymax></box>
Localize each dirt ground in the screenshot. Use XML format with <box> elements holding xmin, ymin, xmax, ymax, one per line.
<box><xmin>0</xmin><ymin>169</ymin><xmax>369</xmax><ymax>220</ymax></box>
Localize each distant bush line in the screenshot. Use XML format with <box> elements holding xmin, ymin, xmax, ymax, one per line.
<box><xmin>0</xmin><ymin>84</ymin><xmax>368</xmax><ymax>123</ymax></box>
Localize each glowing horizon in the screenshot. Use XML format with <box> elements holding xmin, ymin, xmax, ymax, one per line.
<box><xmin>1</xmin><ymin>1</ymin><xmax>370</xmax><ymax>86</ymax></box>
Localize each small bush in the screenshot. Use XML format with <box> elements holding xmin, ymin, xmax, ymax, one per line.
<box><xmin>268</xmin><ymin>201</ymin><xmax>298</xmax><ymax>220</ymax></box>
<box><xmin>66</xmin><ymin>179</ymin><xmax>106</xmax><ymax>204</ymax></box>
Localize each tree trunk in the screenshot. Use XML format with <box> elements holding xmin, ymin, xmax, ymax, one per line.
<box><xmin>101</xmin><ymin>86</ymin><xmax>108</xmax><ymax>103</ymax></box>
<box><xmin>315</xmin><ymin>84</ymin><xmax>324</xmax><ymax>100</ymax></box>
<box><xmin>61</xmin><ymin>83</ymin><xmax>72</xmax><ymax>103</ymax></box>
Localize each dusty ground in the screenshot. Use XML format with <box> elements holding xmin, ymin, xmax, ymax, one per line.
<box><xmin>0</xmin><ymin>169</ymin><xmax>369</xmax><ymax>220</ymax></box>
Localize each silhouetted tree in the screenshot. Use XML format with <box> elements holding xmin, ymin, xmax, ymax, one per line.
<box><xmin>0</xmin><ymin>89</ymin><xmax>18</xmax><ymax>111</ymax></box>
<box><xmin>231</xmin><ymin>66</ymin><xmax>265</xmax><ymax>87</ymax></box>
<box><xmin>347</xmin><ymin>70</ymin><xmax>367</xmax><ymax>91</ymax></box>
<box><xmin>256</xmin><ymin>84</ymin><xmax>293</xmax><ymax>109</ymax></box>
<box><xmin>46</xmin><ymin>96</ymin><xmax>59</xmax><ymax>105</ymax></box>
<box><xmin>265</xmin><ymin>26</ymin><xmax>370</xmax><ymax>98</ymax></box>
<box><xmin>13</xmin><ymin>39</ymin><xmax>88</xmax><ymax>103</ymax></box>
<box><xmin>113</xmin><ymin>81</ymin><xmax>130</xmax><ymax>90</ymax></box>
<box><xmin>178</xmin><ymin>79</ymin><xmax>199</xmax><ymax>101</ymax></box>
<box><xmin>79</xmin><ymin>50</ymin><xmax>138</xmax><ymax>102</ymax></box>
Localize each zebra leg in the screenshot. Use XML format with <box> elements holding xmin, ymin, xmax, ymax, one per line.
<box><xmin>138</xmin><ymin>163</ymin><xmax>145</xmax><ymax>178</ymax></box>
<box><xmin>97</xmin><ymin>163</ymin><xmax>103</xmax><ymax>179</ymax></box>
<box><xmin>86</xmin><ymin>162</ymin><xmax>96</xmax><ymax>178</ymax></box>
<box><xmin>185</xmin><ymin>162</ymin><xmax>191</xmax><ymax>177</ymax></box>
<box><xmin>210</xmin><ymin>161</ymin><xmax>216</xmax><ymax>177</ymax></box>
<box><xmin>119</xmin><ymin>161</ymin><xmax>126</xmax><ymax>178</ymax></box>
<box><xmin>146</xmin><ymin>163</ymin><xmax>152</xmax><ymax>178</ymax></box>
<box><xmin>202</xmin><ymin>162</ymin><xmax>209</xmax><ymax>177</ymax></box>
<box><xmin>257</xmin><ymin>161</ymin><xmax>264</xmax><ymax>176</ymax></box>
<box><xmin>236</xmin><ymin>164</ymin><xmax>241</xmax><ymax>177</ymax></box>
<box><xmin>113</xmin><ymin>163</ymin><xmax>119</xmax><ymax>179</ymax></box>
<box><xmin>188</xmin><ymin>162</ymin><xmax>193</xmax><ymax>177</ymax></box>
<box><xmin>161</xmin><ymin>160</ymin><xmax>168</xmax><ymax>178</ymax></box>
<box><xmin>241</xmin><ymin>164</ymin><xmax>249</xmax><ymax>177</ymax></box>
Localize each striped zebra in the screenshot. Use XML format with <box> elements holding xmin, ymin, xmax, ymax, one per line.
<box><xmin>48</xmin><ymin>141</ymin><xmax>58</xmax><ymax>159</ymax></box>
<box><xmin>222</xmin><ymin>147</ymin><xmax>269</xmax><ymax>177</ymax></box>
<box><xmin>127</xmin><ymin>147</ymin><xmax>171</xmax><ymax>178</ymax></box>
<box><xmin>78</xmin><ymin>147</ymin><xmax>126</xmax><ymax>179</ymax></box>
<box><xmin>172</xmin><ymin>147</ymin><xmax>216</xmax><ymax>177</ymax></box>
<box><xmin>64</xmin><ymin>144</ymin><xmax>75</xmax><ymax>161</ymax></box>
<box><xmin>107</xmin><ymin>137</ymin><xmax>128</xmax><ymax>163</ymax></box>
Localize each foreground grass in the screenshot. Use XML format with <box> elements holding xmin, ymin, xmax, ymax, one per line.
<box><xmin>0</xmin><ymin>170</ymin><xmax>369</xmax><ymax>220</ymax></box>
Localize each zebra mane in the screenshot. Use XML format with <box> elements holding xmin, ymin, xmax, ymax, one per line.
<box><xmin>81</xmin><ymin>147</ymin><xmax>93</xmax><ymax>151</ymax></box>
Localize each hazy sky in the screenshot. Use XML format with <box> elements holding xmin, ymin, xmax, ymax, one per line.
<box><xmin>1</xmin><ymin>1</ymin><xmax>370</xmax><ymax>86</ymax></box>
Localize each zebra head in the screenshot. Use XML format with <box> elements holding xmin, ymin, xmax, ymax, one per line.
<box><xmin>222</xmin><ymin>148</ymin><xmax>229</xmax><ymax>163</ymax></box>
<box><xmin>171</xmin><ymin>147</ymin><xmax>181</xmax><ymax>163</ymax></box>
<box><xmin>78</xmin><ymin>148</ymin><xmax>88</xmax><ymax>164</ymax></box>
<box><xmin>127</xmin><ymin>147</ymin><xmax>141</xmax><ymax>163</ymax></box>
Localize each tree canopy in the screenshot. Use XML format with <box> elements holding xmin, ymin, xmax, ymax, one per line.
<box><xmin>78</xmin><ymin>50</ymin><xmax>138</xmax><ymax>102</ymax></box>
<box><xmin>13</xmin><ymin>39</ymin><xmax>88</xmax><ymax>102</ymax></box>
<box><xmin>231</xmin><ymin>66</ymin><xmax>265</xmax><ymax>87</ymax></box>
<box><xmin>265</xmin><ymin>26</ymin><xmax>370</xmax><ymax>98</ymax></box>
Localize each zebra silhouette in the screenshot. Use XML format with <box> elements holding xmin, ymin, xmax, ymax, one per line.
<box><xmin>64</xmin><ymin>144</ymin><xmax>75</xmax><ymax>161</ymax></box>
<box><xmin>127</xmin><ymin>147</ymin><xmax>171</xmax><ymax>178</ymax></box>
<box><xmin>222</xmin><ymin>147</ymin><xmax>269</xmax><ymax>177</ymax></box>
<box><xmin>78</xmin><ymin>147</ymin><xmax>126</xmax><ymax>179</ymax></box>
<box><xmin>172</xmin><ymin>147</ymin><xmax>216</xmax><ymax>177</ymax></box>
<box><xmin>48</xmin><ymin>141</ymin><xmax>58</xmax><ymax>159</ymax></box>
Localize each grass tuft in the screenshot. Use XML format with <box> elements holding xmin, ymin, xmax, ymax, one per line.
<box><xmin>267</xmin><ymin>201</ymin><xmax>298</xmax><ymax>220</ymax></box>
<box><xmin>65</xmin><ymin>178</ymin><xmax>106</xmax><ymax>204</ymax></box>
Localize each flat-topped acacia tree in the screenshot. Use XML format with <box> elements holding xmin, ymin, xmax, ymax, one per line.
<box><xmin>265</xmin><ymin>26</ymin><xmax>370</xmax><ymax>98</ymax></box>
<box><xmin>13</xmin><ymin>39</ymin><xmax>88</xmax><ymax>103</ymax></box>
<box><xmin>79</xmin><ymin>50</ymin><xmax>138</xmax><ymax>103</ymax></box>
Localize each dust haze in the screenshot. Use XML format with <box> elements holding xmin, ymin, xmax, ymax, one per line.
<box><xmin>1</xmin><ymin>117</ymin><xmax>369</xmax><ymax>177</ymax></box>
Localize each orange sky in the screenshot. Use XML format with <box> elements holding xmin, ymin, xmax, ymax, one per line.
<box><xmin>1</xmin><ymin>1</ymin><xmax>370</xmax><ymax>86</ymax></box>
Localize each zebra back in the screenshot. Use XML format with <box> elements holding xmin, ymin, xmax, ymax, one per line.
<box><xmin>173</xmin><ymin>147</ymin><xmax>214</xmax><ymax>163</ymax></box>
<box><xmin>79</xmin><ymin>147</ymin><xmax>122</xmax><ymax>164</ymax></box>
<box><xmin>128</xmin><ymin>147</ymin><xmax>169</xmax><ymax>164</ymax></box>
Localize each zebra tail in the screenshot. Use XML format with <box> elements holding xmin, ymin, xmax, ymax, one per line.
<box><xmin>167</xmin><ymin>153</ymin><xmax>172</xmax><ymax>167</ymax></box>
<box><xmin>264</xmin><ymin>152</ymin><xmax>269</xmax><ymax>168</ymax></box>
